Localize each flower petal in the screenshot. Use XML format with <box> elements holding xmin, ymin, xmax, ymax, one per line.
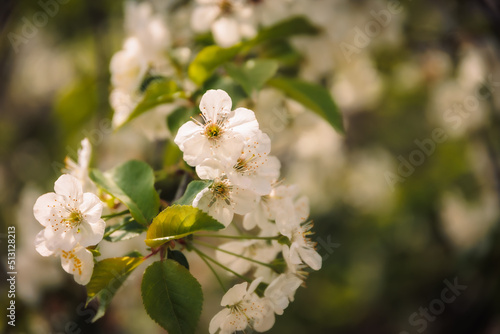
<box><xmin>221</xmin><ymin>282</ymin><xmax>248</xmax><ymax>306</ymax></box>
<box><xmin>199</xmin><ymin>89</ymin><xmax>232</xmax><ymax>121</ymax></box>
<box><xmin>54</xmin><ymin>174</ymin><xmax>83</xmax><ymax>205</ymax></box>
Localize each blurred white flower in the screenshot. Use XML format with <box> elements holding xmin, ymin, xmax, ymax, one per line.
<box><xmin>110</xmin><ymin>1</ymin><xmax>173</xmax><ymax>130</ymax></box>
<box><xmin>33</xmin><ymin>174</ymin><xmax>105</xmax><ymax>253</ymax></box>
<box><xmin>175</xmin><ymin>89</ymin><xmax>260</xmax><ymax>166</ymax></box>
<box><xmin>209</xmin><ymin>278</ymin><xmax>275</xmax><ymax>334</ymax></box>
<box><xmin>191</xmin><ymin>0</ymin><xmax>256</xmax><ymax>47</ymax></box>
<box><xmin>215</xmin><ymin>239</ymin><xmax>281</xmax><ymax>277</ymax></box>
<box><xmin>194</xmin><ymin>161</ymin><xmax>258</xmax><ymax>226</ymax></box>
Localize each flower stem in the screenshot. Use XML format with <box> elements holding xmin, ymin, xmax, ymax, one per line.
<box><xmin>101</xmin><ymin>209</ymin><xmax>129</xmax><ymax>221</ymax></box>
<box><xmin>192</xmin><ymin>247</ymin><xmax>227</xmax><ymax>293</ymax></box>
<box><xmin>193</xmin><ymin>240</ymin><xmax>275</xmax><ymax>269</ymax></box>
<box><xmin>196</xmin><ymin>234</ymin><xmax>280</xmax><ymax>241</ymax></box>
<box><xmin>190</xmin><ymin>245</ymin><xmax>251</xmax><ymax>283</ymax></box>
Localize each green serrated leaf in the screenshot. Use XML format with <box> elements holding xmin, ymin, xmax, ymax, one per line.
<box><xmin>145</xmin><ymin>205</ymin><xmax>224</xmax><ymax>248</ymax></box>
<box><xmin>124</xmin><ymin>78</ymin><xmax>180</xmax><ymax>125</ymax></box>
<box><xmin>267</xmin><ymin>77</ymin><xmax>344</xmax><ymax>133</ymax></box>
<box><xmin>174</xmin><ymin>180</ymin><xmax>212</xmax><ymax>206</ymax></box>
<box><xmin>225</xmin><ymin>59</ymin><xmax>279</xmax><ymax>96</ymax></box>
<box><xmin>142</xmin><ymin>260</ymin><xmax>203</xmax><ymax>334</ymax></box>
<box><xmin>188</xmin><ymin>44</ymin><xmax>242</xmax><ymax>86</ymax></box>
<box><xmin>104</xmin><ymin>217</ymin><xmax>147</xmax><ymax>242</ymax></box>
<box><xmin>86</xmin><ymin>256</ymin><xmax>144</xmax><ymax>322</ymax></box>
<box><xmin>168</xmin><ymin>250</ymin><xmax>190</xmax><ymax>270</ymax></box>
<box><xmin>90</xmin><ymin>160</ymin><xmax>160</xmax><ymax>226</ymax></box>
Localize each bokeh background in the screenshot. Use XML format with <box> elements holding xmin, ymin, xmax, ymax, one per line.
<box><xmin>2</xmin><ymin>0</ymin><xmax>500</xmax><ymax>333</ymax></box>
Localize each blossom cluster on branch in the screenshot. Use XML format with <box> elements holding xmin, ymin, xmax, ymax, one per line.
<box><xmin>32</xmin><ymin>0</ymin><xmax>343</xmax><ymax>333</ymax></box>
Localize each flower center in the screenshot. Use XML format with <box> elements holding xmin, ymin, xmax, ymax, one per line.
<box><xmin>63</xmin><ymin>210</ymin><xmax>84</xmax><ymax>232</ymax></box>
<box><xmin>205</xmin><ymin>123</ymin><xmax>222</xmax><ymax>138</ymax></box>
<box><xmin>233</xmin><ymin>155</ymin><xmax>256</xmax><ymax>175</ymax></box>
<box><xmin>209</xmin><ymin>179</ymin><xmax>232</xmax><ymax>206</ymax></box>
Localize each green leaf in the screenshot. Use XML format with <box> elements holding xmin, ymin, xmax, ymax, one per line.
<box><xmin>142</xmin><ymin>260</ymin><xmax>203</xmax><ymax>334</ymax></box>
<box><xmin>187</xmin><ymin>17</ymin><xmax>317</xmax><ymax>87</ymax></box>
<box><xmin>252</xmin><ymin>16</ymin><xmax>319</xmax><ymax>44</ymax></box>
<box><xmin>168</xmin><ymin>250</ymin><xmax>190</xmax><ymax>270</ymax></box>
<box><xmin>90</xmin><ymin>160</ymin><xmax>160</xmax><ymax>226</ymax></box>
<box><xmin>188</xmin><ymin>44</ymin><xmax>242</xmax><ymax>86</ymax></box>
<box><xmin>173</xmin><ymin>180</ymin><xmax>212</xmax><ymax>206</ymax></box>
<box><xmin>268</xmin><ymin>78</ymin><xmax>344</xmax><ymax>133</ymax></box>
<box><xmin>124</xmin><ymin>78</ymin><xmax>180</xmax><ymax>125</ymax></box>
<box><xmin>145</xmin><ymin>205</ymin><xmax>224</xmax><ymax>248</ymax></box>
<box><xmin>104</xmin><ymin>217</ymin><xmax>147</xmax><ymax>242</ymax></box>
<box><xmin>86</xmin><ymin>255</ymin><xmax>144</xmax><ymax>322</ymax></box>
<box><xmin>225</xmin><ymin>59</ymin><xmax>279</xmax><ymax>96</ymax></box>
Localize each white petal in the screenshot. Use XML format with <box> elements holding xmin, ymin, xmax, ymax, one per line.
<box><xmin>212</xmin><ymin>16</ymin><xmax>241</xmax><ymax>47</ymax></box>
<box><xmin>60</xmin><ymin>246</ymin><xmax>94</xmax><ymax>285</ymax></box>
<box><xmin>298</xmin><ymin>246</ymin><xmax>322</xmax><ymax>271</ymax></box>
<box><xmin>294</xmin><ymin>196</ymin><xmax>310</xmax><ymax>223</ymax></box>
<box><xmin>54</xmin><ymin>174</ymin><xmax>83</xmax><ymax>204</ymax></box>
<box><xmin>209</xmin><ymin>308</ymin><xmax>230</xmax><ymax>334</ymax></box>
<box><xmin>208</xmin><ymin>201</ymin><xmax>234</xmax><ymax>227</ymax></box>
<box><xmin>34</xmin><ymin>230</ymin><xmax>55</xmax><ymax>256</ymax></box>
<box><xmin>33</xmin><ymin>192</ymin><xmax>64</xmax><ymax>227</ymax></box>
<box><xmin>76</xmin><ymin>218</ymin><xmax>106</xmax><ymax>247</ymax></box>
<box><xmin>247</xmin><ymin>277</ymin><xmax>264</xmax><ymax>295</ymax></box>
<box><xmin>199</xmin><ymin>89</ymin><xmax>232</xmax><ymax>121</ymax></box>
<box><xmin>210</xmin><ymin>134</ymin><xmax>244</xmax><ymax>164</ymax></box>
<box><xmin>227</xmin><ymin>108</ymin><xmax>260</xmax><ymax>139</ymax></box>
<box><xmin>196</xmin><ymin>159</ymin><xmax>225</xmax><ymax>180</ymax></box>
<box><xmin>80</xmin><ymin>193</ymin><xmax>103</xmax><ymax>222</ymax></box>
<box><xmin>182</xmin><ymin>133</ymin><xmax>211</xmax><ymax>166</ymax></box>
<box><xmin>174</xmin><ymin>121</ymin><xmax>202</xmax><ymax>150</ymax></box>
<box><xmin>231</xmin><ymin>187</ymin><xmax>258</xmax><ymax>215</ymax></box>
<box><xmin>191</xmin><ymin>5</ymin><xmax>221</xmax><ymax>33</ymax></box>
<box><xmin>221</xmin><ymin>282</ymin><xmax>248</xmax><ymax>306</ymax></box>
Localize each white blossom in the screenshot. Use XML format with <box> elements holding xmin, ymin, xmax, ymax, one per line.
<box><xmin>191</xmin><ymin>0</ymin><xmax>256</xmax><ymax>47</ymax></box>
<box><xmin>215</xmin><ymin>240</ymin><xmax>281</xmax><ymax>277</ymax></box>
<box><xmin>33</xmin><ymin>174</ymin><xmax>105</xmax><ymax>253</ymax></box>
<box><xmin>282</xmin><ymin>221</ymin><xmax>322</xmax><ymax>271</ymax></box>
<box><xmin>264</xmin><ymin>273</ymin><xmax>302</xmax><ymax>315</ymax></box>
<box><xmin>175</xmin><ymin>89</ymin><xmax>260</xmax><ymax>166</ymax></box>
<box><xmin>209</xmin><ymin>278</ymin><xmax>275</xmax><ymax>334</ymax></box>
<box><xmin>198</xmin><ymin>131</ymin><xmax>280</xmax><ymax>196</ymax></box>
<box><xmin>35</xmin><ymin>232</ymin><xmax>94</xmax><ymax>286</ymax></box>
<box><xmin>194</xmin><ymin>161</ymin><xmax>258</xmax><ymax>226</ymax></box>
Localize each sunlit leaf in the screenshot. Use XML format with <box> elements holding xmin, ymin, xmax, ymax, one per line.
<box><xmin>90</xmin><ymin>160</ymin><xmax>160</xmax><ymax>226</ymax></box>
<box><xmin>86</xmin><ymin>255</ymin><xmax>144</xmax><ymax>322</ymax></box>
<box><xmin>145</xmin><ymin>205</ymin><xmax>224</xmax><ymax>248</ymax></box>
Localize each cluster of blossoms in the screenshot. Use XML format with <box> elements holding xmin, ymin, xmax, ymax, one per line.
<box><xmin>174</xmin><ymin>89</ymin><xmax>322</xmax><ymax>333</ymax></box>
<box><xmin>33</xmin><ymin>139</ymin><xmax>104</xmax><ymax>285</ymax></box>
<box><xmin>109</xmin><ymin>1</ymin><xmax>174</xmax><ymax>131</ymax></box>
